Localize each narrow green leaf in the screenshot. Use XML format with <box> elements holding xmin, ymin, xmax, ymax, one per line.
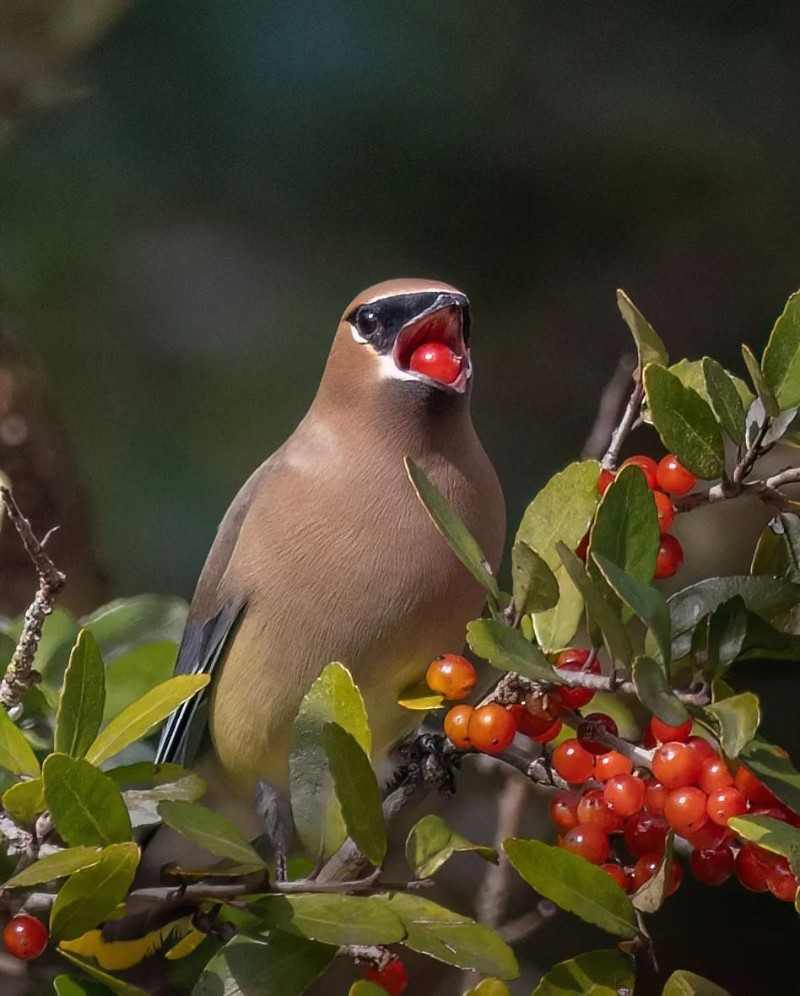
<box><xmin>55</xmin><ymin>630</ymin><xmax>106</xmax><ymax>759</ymax></box>
<box><xmin>50</xmin><ymin>842</ymin><xmax>139</xmax><ymax>941</ymax></box>
<box><xmin>53</xmin><ymin>976</ymin><xmax>111</xmax><ymax>996</ymax></box>
<box><xmin>728</xmin><ymin>815</ymin><xmax>800</xmax><ymax>875</ymax></box>
<box><xmin>616</xmin><ymin>289</ymin><xmax>668</xmax><ymax>368</ymax></box>
<box><xmin>3</xmin><ymin>847</ymin><xmax>103</xmax><ymax>889</ymax></box>
<box><xmin>705</xmin><ymin>597</ymin><xmax>748</xmax><ymax>676</ymax></box>
<box><xmin>742</xmin><ymin>343</ymin><xmax>779</xmax><ymax>416</ymax></box>
<box><xmin>0</xmin><ymin>705</ymin><xmax>40</xmax><ymax>777</ymax></box>
<box><xmin>663</xmin><ymin>969</ymin><xmax>733</xmax><ymax>996</ymax></box>
<box><xmin>533</xmin><ymin>948</ymin><xmax>635</xmax><ymax>995</ymax></box>
<box><xmin>589</xmin><ymin>466</ymin><xmax>660</xmax><ymax>589</ymax></box>
<box><xmin>105</xmin><ymin>760</ymin><xmax>193</xmax><ymax>790</ymax></box>
<box><xmin>405</xmin><ymin>457</ymin><xmax>499</xmax><ymax>601</ymax></box>
<box><xmin>406</xmin><ymin>814</ymin><xmax>497</xmax><ymax>878</ymax></box>
<box><xmin>632</xmin><ymin>830</ymin><xmax>674</xmax><ymax>913</ymax></box>
<box><xmin>512</xmin><ymin>542</ymin><xmax>559</xmax><ymax>614</ymax></box>
<box><xmin>192</xmin><ymin>932</ymin><xmax>335</xmax><ymax>996</ymax></box>
<box><xmin>158</xmin><ymin>800</ymin><xmax>266</xmax><ymax>868</ymax></box>
<box><xmin>2</xmin><ymin>777</ymin><xmax>44</xmax><ymax>823</ymax></box>
<box><xmin>643</xmin><ymin>364</ymin><xmax>725</xmax><ymax>478</ymax></box>
<box><xmin>254</xmin><ymin>895</ymin><xmax>405</xmax><ymax>947</ymax></box>
<box><xmin>396</xmin><ymin>682</ymin><xmax>445</xmax><ymax>711</ymax></box>
<box><xmin>704</xmin><ymin>691</ymin><xmax>760</xmax><ymax>757</ymax></box>
<box><xmin>57</xmin><ymin>953</ymin><xmax>150</xmax><ymax>996</ymax></box>
<box><xmin>761</xmin><ymin>290</ymin><xmax>800</xmax><ymax>410</ymax></box>
<box><xmin>466</xmin><ymin>620</ymin><xmax>561</xmax><ymax>683</ymax></box>
<box><xmin>290</xmin><ymin>662</ymin><xmax>371</xmax><ymax>860</ymax></box>
<box><xmin>702</xmin><ymin>357</ymin><xmax>746</xmax><ymax>444</ymax></box>
<box><xmin>323</xmin><ymin>723</ymin><xmax>386</xmax><ymax>867</ymax></box>
<box><xmin>594</xmin><ymin>553</ymin><xmax>670</xmax><ymax>663</ymax></box>
<box><xmin>632</xmin><ymin>657</ymin><xmax>688</xmax><ymax>726</ymax></box>
<box><xmin>43</xmin><ymin>754</ymin><xmax>132</xmax><ymax>847</ymax></box>
<box><xmin>84</xmin><ymin>673</ymin><xmax>210</xmax><ymax>766</ymax></box>
<box><xmin>503</xmin><ymin>838</ymin><xmax>637</xmax><ymax>939</ymax></box>
<box><xmin>739</xmin><ymin>739</ymin><xmax>800</xmax><ymax>814</ymax></box>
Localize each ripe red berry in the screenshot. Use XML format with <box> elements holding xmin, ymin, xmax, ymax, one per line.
<box><xmin>595</xmin><ymin>750</ymin><xmax>633</xmax><ymax>782</ymax></box>
<box><xmin>652</xmin><ymin>490</ymin><xmax>676</xmax><ymax>532</ymax></box>
<box><xmin>623</xmin><ymin>810</ymin><xmax>670</xmax><ymax>857</ymax></box>
<box><xmin>577</xmin><ymin>789</ymin><xmax>623</xmax><ymax>834</ymax></box>
<box><xmin>549</xmin><ymin>790</ymin><xmax>580</xmax><ymax>832</ymax></box>
<box><xmin>655</xmin><ymin>533</ymin><xmax>684</xmax><ymax>580</ymax></box>
<box><xmin>551</xmin><ymin>739</ymin><xmax>595</xmax><ymax>784</ymax></box>
<box><xmin>559</xmin><ymin>824</ymin><xmax>610</xmax><ymax>864</ymax></box>
<box><xmin>632</xmin><ymin>851</ymin><xmax>682</xmax><ymax>896</ymax></box>
<box><xmin>766</xmin><ymin>856</ymin><xmax>799</xmax><ymax>902</ymax></box>
<box><xmin>734</xmin><ymin>843</ymin><xmax>772</xmax><ymax>892</ymax></box>
<box><xmin>468</xmin><ymin>704</ymin><xmax>516</xmax><ymax>755</ymax></box>
<box><xmin>366</xmin><ymin>958</ymin><xmax>409</xmax><ymax>995</ymax></box>
<box><xmin>522</xmin><ymin>693</ymin><xmax>562</xmax><ymax>731</ymax></box>
<box><xmin>604</xmin><ymin>774</ymin><xmax>646</xmax><ymax>817</ymax></box>
<box><xmin>649</xmin><ymin>716</ymin><xmax>692</xmax><ymax>744</ymax></box>
<box><xmin>425</xmin><ymin>654</ymin><xmax>477</xmax><ymax>700</ymax></box>
<box><xmin>3</xmin><ymin>915</ymin><xmax>48</xmax><ymax>961</ymax></box>
<box><xmin>690</xmin><ymin>844</ymin><xmax>734</xmax><ymax>886</ymax></box>
<box><xmin>706</xmin><ymin>786</ymin><xmax>747</xmax><ymax>826</ymax></box>
<box><xmin>444</xmin><ymin>704</ymin><xmax>473</xmax><ymax>749</ymax></box>
<box><xmin>409</xmin><ymin>342</ymin><xmax>461</xmax><ymax>385</ymax></box>
<box><xmin>528</xmin><ymin>718</ymin><xmax>563</xmax><ymax>743</ymax></box>
<box><xmin>644</xmin><ymin>778</ymin><xmax>668</xmax><ymax>816</ymax></box>
<box><xmin>553</xmin><ymin>648</ymin><xmax>598</xmax><ymax>709</ymax></box>
<box><xmin>734</xmin><ymin>766</ymin><xmax>777</xmax><ymax>805</ymax></box>
<box><xmin>651</xmin><ymin>742</ymin><xmax>702</xmax><ymax>790</ymax></box>
<box><xmin>577</xmin><ymin>713</ymin><xmax>618</xmax><ymax>755</ymax></box>
<box><xmin>597</xmin><ymin>469</ymin><xmax>615</xmax><ymax>495</ymax></box>
<box><xmin>699</xmin><ymin>756</ymin><xmax>734</xmax><ymax>794</ymax></box>
<box><xmin>664</xmin><ymin>786</ymin><xmax>709</xmax><ymax>835</ymax></box>
<box><xmin>686</xmin><ymin>735</ymin><xmax>717</xmax><ymax>764</ymax></box>
<box><xmin>576</xmin><ymin>531</ymin><xmax>590</xmax><ymax>563</ymax></box>
<box><xmin>601</xmin><ymin>862</ymin><xmax>630</xmax><ymax>891</ymax></box>
<box><xmin>683</xmin><ymin>820</ymin><xmax>734</xmax><ymax>851</ymax></box>
<box><xmin>620</xmin><ymin>455</ymin><xmax>659</xmax><ymax>490</ymax></box>
<box><xmin>656</xmin><ymin>454</ymin><xmax>697</xmax><ymax>496</ymax></box>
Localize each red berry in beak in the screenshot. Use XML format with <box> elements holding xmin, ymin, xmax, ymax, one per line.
<box><xmin>409</xmin><ymin>342</ymin><xmax>461</xmax><ymax>384</ymax></box>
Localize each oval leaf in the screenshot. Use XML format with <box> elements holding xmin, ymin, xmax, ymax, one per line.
<box><xmin>741</xmin><ymin>343</ymin><xmax>779</xmax><ymax>416</ymax></box>
<box><xmin>406</xmin><ymin>814</ymin><xmax>498</xmax><ymax>878</ymax></box>
<box><xmin>3</xmin><ymin>846</ymin><xmax>103</xmax><ymax>889</ymax></box>
<box><xmin>323</xmin><ymin>723</ymin><xmax>386</xmax><ymax>867</ymax></box>
<box><xmin>55</xmin><ymin>629</ymin><xmax>106</xmax><ymax>759</ymax></box>
<box><xmin>43</xmin><ymin>754</ymin><xmax>132</xmax><ymax>847</ymax></box>
<box><xmin>192</xmin><ymin>933</ymin><xmax>335</xmax><ymax>996</ymax></box>
<box><xmin>512</xmin><ymin>542</ymin><xmax>559</xmax><ymax>614</ymax></box>
<box><xmin>50</xmin><ymin>842</ymin><xmax>139</xmax><ymax>941</ymax></box>
<box><xmin>0</xmin><ymin>702</ymin><xmax>40</xmax><ymax>777</ymax></box>
<box><xmin>2</xmin><ymin>777</ymin><xmax>44</xmax><ymax>823</ymax></box>
<box><xmin>616</xmin><ymin>289</ymin><xmax>668</xmax><ymax>368</ymax></box>
<box><xmin>466</xmin><ymin>619</ymin><xmax>561</xmax><ymax>683</ymax></box>
<box><xmin>704</xmin><ymin>691</ymin><xmax>760</xmax><ymax>758</ymax></box>
<box><xmin>253</xmin><ymin>894</ymin><xmax>405</xmax><ymax>947</ymax></box>
<box><xmin>122</xmin><ymin>771</ymin><xmax>206</xmax><ymax>829</ymax></box>
<box><xmin>761</xmin><ymin>290</ymin><xmax>800</xmax><ymax>411</ymax></box>
<box><xmin>593</xmin><ymin>553</ymin><xmax>670</xmax><ymax>663</ymax></box>
<box><xmin>157</xmin><ymin>799</ymin><xmax>266</xmax><ymax>869</ymax></box>
<box><xmin>702</xmin><ymin>357</ymin><xmax>746</xmax><ymax>445</ymax></box>
<box><xmin>533</xmin><ymin>948</ymin><xmax>635</xmax><ymax>995</ymax></box>
<box><xmin>397</xmin><ymin>682</ymin><xmax>445</xmax><ymax>711</ymax></box>
<box><xmin>632</xmin><ymin>657</ymin><xmax>688</xmax><ymax>727</ymax></box>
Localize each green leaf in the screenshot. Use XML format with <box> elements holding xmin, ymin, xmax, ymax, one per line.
<box><xmin>380</xmin><ymin>893</ymin><xmax>518</xmax><ymax>979</ymax></box>
<box><xmin>323</xmin><ymin>723</ymin><xmax>386</xmax><ymax>867</ymax></box>
<box><xmin>594</xmin><ymin>554</ymin><xmax>670</xmax><ymax>663</ymax></box>
<box><xmin>668</xmin><ymin>359</ymin><xmax>754</xmax><ymax>415</ymax></box>
<box><xmin>3</xmin><ymin>846</ymin><xmax>104</xmax><ymax>889</ymax></box>
<box><xmin>192</xmin><ymin>932</ymin><xmax>335</xmax><ymax>996</ymax></box>
<box><xmin>761</xmin><ymin>291</ymin><xmax>800</xmax><ymax>410</ymax></box>
<box><xmin>728</xmin><ymin>815</ymin><xmax>800</xmax><ymax>875</ymax></box>
<box><xmin>158</xmin><ymin>800</ymin><xmax>266</xmax><ymax>869</ymax></box>
<box><xmin>396</xmin><ymin>682</ymin><xmax>445</xmax><ymax>710</ymax></box>
<box><xmin>741</xmin><ymin>343</ymin><xmax>779</xmax><ymax>416</ymax></box>
<box><xmin>57</xmin><ymin>953</ymin><xmax>150</xmax><ymax>996</ymax></box>
<box><xmin>43</xmin><ymin>754</ymin><xmax>132</xmax><ymax>847</ymax></box>
<box><xmin>50</xmin><ymin>842</ymin><xmax>139</xmax><ymax>941</ymax></box>
<box><xmin>122</xmin><ymin>770</ymin><xmax>206</xmax><ymax>828</ymax></box>
<box><xmin>663</xmin><ymin>969</ymin><xmax>733</xmax><ymax>996</ymax></box>
<box><xmin>533</xmin><ymin>948</ymin><xmax>635</xmax><ymax>995</ymax></box>
<box><xmin>752</xmin><ymin>514</ymin><xmax>800</xmax><ymax>582</ymax></box>
<box><xmin>103</xmin><ymin>641</ymin><xmax>177</xmax><ymax>723</ymax></box>
<box><xmin>557</xmin><ymin>544</ymin><xmax>633</xmax><ymax>671</ymax></box>
<box><xmin>290</xmin><ymin>662</ymin><xmax>371</xmax><ymax>860</ymax></box>
<box><xmin>0</xmin><ymin>702</ymin><xmax>40</xmax><ymax>777</ymax></box>
<box><xmin>55</xmin><ymin>630</ymin><xmax>106</xmax><ymax>759</ymax></box>
<box><xmin>466</xmin><ymin>620</ymin><xmax>561</xmax><ymax>683</ymax></box>
<box><xmin>632</xmin><ymin>830</ymin><xmax>674</xmax><ymax>912</ymax></box>
<box><xmin>463</xmin><ymin>981</ymin><xmax>511</xmax><ymax>996</ymax></box>
<box><xmin>253</xmin><ymin>894</ymin><xmax>405</xmax><ymax>947</ymax></box>
<box><xmin>632</xmin><ymin>657</ymin><xmax>688</xmax><ymax>726</ymax></box>
<box><xmin>2</xmin><ymin>777</ymin><xmax>44</xmax><ymax>823</ymax></box>
<box><xmin>503</xmin><ymin>838</ymin><xmax>637</xmax><ymax>939</ymax></box>
<box><xmin>643</xmin><ymin>364</ymin><xmax>725</xmax><ymax>479</ymax></box>
<box><xmin>82</xmin><ymin>595</ymin><xmax>188</xmax><ymax>660</ymax></box>
<box><xmin>105</xmin><ymin>760</ymin><xmax>193</xmax><ymax>790</ymax></box>
<box><xmin>54</xmin><ymin>976</ymin><xmax>112</xmax><ymax>996</ymax></box>
<box><xmin>704</xmin><ymin>597</ymin><xmax>749</xmax><ymax>676</ymax></box>
<box><xmin>512</xmin><ymin>542</ymin><xmax>559</xmax><ymax>614</ymax></box>
<box><xmin>589</xmin><ymin>466</ymin><xmax>660</xmax><ymax>589</ymax></box>
<box><xmin>702</xmin><ymin>357</ymin><xmax>746</xmax><ymax>445</ymax></box>
<box><xmin>616</xmin><ymin>289</ymin><xmax>668</xmax><ymax>368</ymax></box>
<box><xmin>405</xmin><ymin>814</ymin><xmax>498</xmax><ymax>878</ymax></box>
<box><xmin>704</xmin><ymin>691</ymin><xmax>760</xmax><ymax>757</ymax></box>
<box><xmin>739</xmin><ymin>739</ymin><xmax>800</xmax><ymax>814</ymax></box>
<box><xmin>84</xmin><ymin>673</ymin><xmax>210</xmax><ymax>766</ymax></box>
<box><xmin>533</xmin><ymin>572</ymin><xmax>585</xmax><ymax>652</ymax></box>
<box><xmin>350</xmin><ymin>984</ymin><xmax>388</xmax><ymax>996</ymax></box>
<box><xmin>405</xmin><ymin>457</ymin><xmax>499</xmax><ymax>602</ymax></box>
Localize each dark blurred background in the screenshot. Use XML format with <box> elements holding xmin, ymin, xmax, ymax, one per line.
<box><xmin>1</xmin><ymin>2</ymin><xmax>799</xmax><ymax>993</ymax></box>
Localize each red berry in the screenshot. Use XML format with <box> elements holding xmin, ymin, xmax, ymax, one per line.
<box><xmin>468</xmin><ymin>704</ymin><xmax>516</xmax><ymax>755</ymax></box>
<box><xmin>655</xmin><ymin>533</ymin><xmax>684</xmax><ymax>580</ymax></box>
<box><xmin>656</xmin><ymin>454</ymin><xmax>697</xmax><ymax>496</ymax></box>
<box><xmin>649</xmin><ymin>716</ymin><xmax>692</xmax><ymax>744</ymax></box>
<box><xmin>576</xmin><ymin>531</ymin><xmax>590</xmax><ymax>562</ymax></box>
<box><xmin>706</xmin><ymin>786</ymin><xmax>747</xmax><ymax>826</ymax></box>
<box><xmin>551</xmin><ymin>739</ymin><xmax>595</xmax><ymax>784</ymax></box>
<box><xmin>699</xmin><ymin>756</ymin><xmax>734</xmax><ymax>794</ymax></box>
<box><xmin>620</xmin><ymin>455</ymin><xmax>659</xmax><ymax>490</ymax></box>
<box><xmin>734</xmin><ymin>843</ymin><xmax>772</xmax><ymax>892</ymax></box>
<box><xmin>559</xmin><ymin>824</ymin><xmax>609</xmax><ymax>864</ymax></box>
<box><xmin>734</xmin><ymin>766</ymin><xmax>777</xmax><ymax>805</ymax></box>
<box><xmin>549</xmin><ymin>790</ymin><xmax>580</xmax><ymax>832</ymax></box>
<box><xmin>623</xmin><ymin>811</ymin><xmax>670</xmax><ymax>857</ymax></box>
<box><xmin>651</xmin><ymin>742</ymin><xmax>702</xmax><ymax>790</ymax></box>
<box><xmin>409</xmin><ymin>342</ymin><xmax>461</xmax><ymax>385</ymax></box>
<box><xmin>521</xmin><ymin>693</ymin><xmax>562</xmax><ymax>733</ymax></box>
<box><xmin>749</xmin><ymin>804</ymin><xmax>789</xmax><ymax>822</ymax></box>
<box><xmin>443</xmin><ymin>704</ymin><xmax>473</xmax><ymax>749</ymax></box>
<box><xmin>690</xmin><ymin>844</ymin><xmax>734</xmax><ymax>886</ymax></box>
<box><xmin>366</xmin><ymin>958</ymin><xmax>409</xmax><ymax>995</ymax></box>
<box><xmin>683</xmin><ymin>820</ymin><xmax>734</xmax><ymax>850</ymax></box>
<box><xmin>529</xmin><ymin>719</ymin><xmax>563</xmax><ymax>743</ymax></box>
<box><xmin>645</xmin><ymin>779</ymin><xmax>669</xmax><ymax>816</ymax></box>
<box><xmin>597</xmin><ymin>469</ymin><xmax>615</xmax><ymax>495</ymax></box>
<box><xmin>664</xmin><ymin>786</ymin><xmax>709</xmax><ymax>835</ymax></box>
<box><xmin>425</xmin><ymin>654</ymin><xmax>477</xmax><ymax>700</ymax></box>
<box><xmin>604</xmin><ymin>774</ymin><xmax>646</xmax><ymax>817</ymax></box>
<box><xmin>595</xmin><ymin>751</ymin><xmax>633</xmax><ymax>782</ymax></box>
<box><xmin>601</xmin><ymin>862</ymin><xmax>630</xmax><ymax>891</ymax></box>
<box><xmin>632</xmin><ymin>851</ymin><xmax>682</xmax><ymax>895</ymax></box>
<box><xmin>577</xmin><ymin>789</ymin><xmax>623</xmax><ymax>834</ymax></box>
<box><xmin>577</xmin><ymin>713</ymin><xmax>618</xmax><ymax>755</ymax></box>
<box><xmin>766</xmin><ymin>856</ymin><xmax>798</xmax><ymax>902</ymax></box>
<box><xmin>653</xmin><ymin>490</ymin><xmax>676</xmax><ymax>532</ymax></box>
<box><xmin>3</xmin><ymin>915</ymin><xmax>48</xmax><ymax>961</ymax></box>
<box><xmin>553</xmin><ymin>648</ymin><xmax>598</xmax><ymax>709</ymax></box>
<box><xmin>553</xmin><ymin>685</ymin><xmax>595</xmax><ymax>710</ymax></box>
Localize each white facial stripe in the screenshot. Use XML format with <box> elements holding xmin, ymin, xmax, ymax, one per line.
<box><xmin>350</xmin><ymin>325</ymin><xmax>368</xmax><ymax>344</ymax></box>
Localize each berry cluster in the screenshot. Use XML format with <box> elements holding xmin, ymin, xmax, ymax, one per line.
<box><xmin>593</xmin><ymin>452</ymin><xmax>696</xmax><ymax>580</ymax></box>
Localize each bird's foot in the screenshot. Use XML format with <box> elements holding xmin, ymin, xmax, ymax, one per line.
<box><xmin>392</xmin><ymin>731</ymin><xmax>461</xmax><ymax>795</ymax></box>
<box><xmin>254</xmin><ymin>780</ymin><xmax>292</xmax><ymax>882</ymax></box>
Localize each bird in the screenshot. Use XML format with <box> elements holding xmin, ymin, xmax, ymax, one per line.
<box><xmin>155</xmin><ymin>277</ymin><xmax>506</xmax><ymax>827</ymax></box>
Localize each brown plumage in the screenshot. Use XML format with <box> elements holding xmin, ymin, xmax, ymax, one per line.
<box><xmin>156</xmin><ymin>278</ymin><xmax>505</xmax><ymax>808</ymax></box>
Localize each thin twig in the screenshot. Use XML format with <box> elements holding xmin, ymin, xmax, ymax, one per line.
<box><xmin>582</xmin><ymin>354</ymin><xmax>637</xmax><ymax>461</ymax></box>
<box><xmin>602</xmin><ymin>380</ymin><xmax>644</xmax><ymax>471</ymax></box>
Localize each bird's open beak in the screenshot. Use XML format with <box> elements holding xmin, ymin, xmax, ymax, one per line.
<box><xmin>392</xmin><ymin>298</ymin><xmax>472</xmax><ymax>394</ymax></box>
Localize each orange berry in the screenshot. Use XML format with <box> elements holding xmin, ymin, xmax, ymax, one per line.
<box><xmin>549</xmin><ymin>790</ymin><xmax>580</xmax><ymax>832</ymax></box>
<box><xmin>425</xmin><ymin>654</ymin><xmax>477</xmax><ymax>700</ymax></box>
<box><xmin>706</xmin><ymin>786</ymin><xmax>747</xmax><ymax>826</ymax></box>
<box><xmin>699</xmin><ymin>756</ymin><xmax>733</xmax><ymax>794</ymax></box>
<box><xmin>443</xmin><ymin>704</ymin><xmax>473</xmax><ymax>749</ymax></box>
<box><xmin>603</xmin><ymin>774</ymin><xmax>646</xmax><ymax>817</ymax></box>
<box><xmin>595</xmin><ymin>751</ymin><xmax>633</xmax><ymax>782</ymax></box>
<box><xmin>467</xmin><ymin>704</ymin><xmax>516</xmax><ymax>755</ymax></box>
<box><xmin>653</xmin><ymin>490</ymin><xmax>676</xmax><ymax>532</ymax></box>
<box><xmin>651</xmin><ymin>742</ymin><xmax>702</xmax><ymax>790</ymax></box>
<box><xmin>551</xmin><ymin>739</ymin><xmax>595</xmax><ymax>783</ymax></box>
<box><xmin>656</xmin><ymin>454</ymin><xmax>696</xmax><ymax>496</ymax></box>
<box><xmin>664</xmin><ymin>786</ymin><xmax>709</xmax><ymax>835</ymax></box>
<box><xmin>558</xmin><ymin>824</ymin><xmax>609</xmax><ymax>864</ymax></box>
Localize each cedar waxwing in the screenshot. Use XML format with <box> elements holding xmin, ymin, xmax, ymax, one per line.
<box><xmin>156</xmin><ymin>278</ymin><xmax>505</xmax><ymax>813</ymax></box>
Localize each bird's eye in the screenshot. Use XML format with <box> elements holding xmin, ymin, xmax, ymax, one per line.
<box><xmin>355</xmin><ymin>307</ymin><xmax>381</xmax><ymax>338</ymax></box>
